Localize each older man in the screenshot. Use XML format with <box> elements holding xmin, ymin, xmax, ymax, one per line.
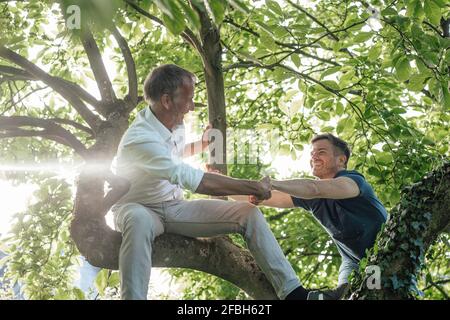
<box><xmin>246</xmin><ymin>133</ymin><xmax>388</xmax><ymax>299</ymax></box>
<box><xmin>112</xmin><ymin>64</ymin><xmax>307</xmax><ymax>300</ymax></box>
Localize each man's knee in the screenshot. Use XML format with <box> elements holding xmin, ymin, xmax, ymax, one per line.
<box><xmin>121</xmin><ymin>206</ymin><xmax>161</xmax><ymax>241</ymax></box>
<box><xmin>237</xmin><ymin>203</ymin><xmax>266</xmax><ymax>233</ymax></box>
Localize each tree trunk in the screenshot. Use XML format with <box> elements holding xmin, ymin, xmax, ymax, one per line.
<box><xmin>349</xmin><ymin>162</ymin><xmax>450</xmax><ymax>299</ymax></box>
<box><xmin>197</xmin><ymin>8</ymin><xmax>227</xmax><ymax>174</ymax></box>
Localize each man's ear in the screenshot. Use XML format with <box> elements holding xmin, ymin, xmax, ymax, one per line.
<box><xmin>338</xmin><ymin>154</ymin><xmax>347</xmax><ymax>167</ymax></box>
<box><xmin>160</xmin><ymin>93</ymin><xmax>171</xmax><ymax>110</ymax></box>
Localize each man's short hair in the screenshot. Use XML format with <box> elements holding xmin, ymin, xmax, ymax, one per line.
<box><xmin>143</xmin><ymin>64</ymin><xmax>196</xmax><ymax>104</ymax></box>
<box><xmin>311</xmin><ymin>133</ymin><xmax>351</xmax><ymax>168</ymax></box>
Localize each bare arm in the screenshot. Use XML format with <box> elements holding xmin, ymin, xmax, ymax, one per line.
<box><xmin>271</xmin><ymin>176</ymin><xmax>360</xmax><ymax>199</ymax></box>
<box><xmin>195</xmin><ymin>173</ymin><xmax>271</xmax><ymax>199</ymax></box>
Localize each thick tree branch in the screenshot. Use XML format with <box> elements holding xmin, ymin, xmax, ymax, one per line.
<box><xmin>0</xmin><ymin>65</ymin><xmax>102</xmax><ymax>108</ymax></box>
<box><xmin>109</xmin><ymin>25</ymin><xmax>138</xmax><ymax>105</ymax></box>
<box><xmin>0</xmin><ymin>115</ymin><xmax>88</xmax><ymax>157</ymax></box>
<box><xmin>80</xmin><ymin>26</ymin><xmax>117</xmax><ymax>106</ymax></box>
<box><xmin>48</xmin><ymin>118</ymin><xmax>95</xmax><ymax>136</ymax></box>
<box><xmin>0</xmin><ymin>46</ymin><xmax>100</xmax><ymax>129</ymax></box>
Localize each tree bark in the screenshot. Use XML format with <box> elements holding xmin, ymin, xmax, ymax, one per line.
<box><xmin>349</xmin><ymin>162</ymin><xmax>450</xmax><ymax>299</ymax></box>
<box><xmin>195</xmin><ymin>6</ymin><xmax>228</xmax><ymax>174</ymax></box>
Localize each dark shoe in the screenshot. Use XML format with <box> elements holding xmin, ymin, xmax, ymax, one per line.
<box><xmin>285</xmin><ymin>286</ymin><xmax>310</xmax><ymax>300</ymax></box>
<box><xmin>307</xmin><ymin>283</ymin><xmax>350</xmax><ymax>300</ymax></box>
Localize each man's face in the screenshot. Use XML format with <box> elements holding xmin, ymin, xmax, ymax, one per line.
<box><xmin>310</xmin><ymin>139</ymin><xmax>345</xmax><ymax>179</ymax></box>
<box><xmin>168</xmin><ymin>80</ymin><xmax>195</xmax><ymax>126</ymax></box>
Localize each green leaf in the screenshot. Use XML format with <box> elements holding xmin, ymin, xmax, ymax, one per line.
<box><xmin>259</xmin><ymin>32</ymin><xmax>277</xmax><ymax>51</ymax></box>
<box><xmin>377</xmin><ymin>152</ymin><xmax>393</xmax><ymax>165</ymax></box>
<box><xmin>317</xmin><ymin>111</ymin><xmax>331</xmax><ymax>121</ymax></box>
<box><xmin>368</xmin><ymin>44</ymin><xmax>382</xmax><ymax>62</ymax></box>
<box><xmin>254</xmin><ymin>20</ymin><xmax>274</xmax><ymax>36</ymax></box>
<box><xmin>162</xmin><ymin>13</ymin><xmax>186</xmax><ymax>35</ymax></box>
<box><xmin>413</xmin><ymin>0</ymin><xmax>425</xmax><ymax>21</ymax></box>
<box><xmin>321</xmin><ymin>126</ymin><xmax>334</xmax><ymax>132</ymax></box>
<box><xmin>95</xmin><ymin>269</ymin><xmax>109</xmax><ymax>296</ymax></box>
<box><xmin>406</xmin><ymin>74</ymin><xmax>428</xmax><ymax>92</ymax></box>
<box><xmin>368</xmin><ymin>166</ymin><xmax>381</xmax><ymax>177</ymax></box>
<box><xmin>321</xmin><ymin>80</ymin><xmax>340</xmax><ymax>91</ymax></box>
<box><xmin>381</xmin><ymin>8</ymin><xmax>397</xmax><ymax>16</ymax></box>
<box><xmin>432</xmin><ymin>0</ymin><xmax>447</xmax><ymax>7</ymax></box>
<box><xmin>154</xmin><ymin>0</ymin><xmax>174</xmax><ymax>18</ymax></box>
<box><xmin>395</xmin><ymin>56</ymin><xmax>411</xmax><ymax>82</ymax></box>
<box><xmin>108</xmin><ymin>271</ymin><xmax>120</xmax><ymax>287</ymax></box>
<box><xmin>424</xmin><ymin>0</ymin><xmax>442</xmax><ymax>25</ymax></box>
<box><xmin>228</xmin><ymin>0</ymin><xmax>249</xmax><ymax>13</ymax></box>
<box><xmin>405</xmin><ymin>0</ymin><xmax>418</xmax><ymax>17</ymax></box>
<box><xmin>265</xmin><ymin>0</ymin><xmax>284</xmax><ymax>16</ymax></box>
<box><xmin>336</xmin><ymin>118</ymin><xmax>347</xmax><ymax>134</ymax></box>
<box><xmin>335</xmin><ymin>102</ymin><xmax>344</xmax><ymax>116</ymax></box>
<box><xmin>340</xmin><ymin>69</ymin><xmax>356</xmax><ymax>86</ymax></box>
<box><xmin>353</xmin><ymin>32</ymin><xmax>373</xmax><ymax>43</ymax></box>
<box><xmin>320</xmin><ymin>66</ymin><xmax>341</xmax><ymax>80</ymax></box>
<box><xmin>291</xmin><ymin>54</ymin><xmax>301</xmax><ymax>68</ymax></box>
<box><xmin>73</xmin><ymin>287</ymin><xmax>85</xmax><ymax>300</ymax></box>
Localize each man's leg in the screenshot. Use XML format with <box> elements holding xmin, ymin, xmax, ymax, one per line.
<box><xmin>307</xmin><ymin>248</ymin><xmax>357</xmax><ymax>300</ymax></box>
<box><xmin>113</xmin><ymin>203</ymin><xmax>164</xmax><ymax>300</ymax></box>
<box><xmin>338</xmin><ymin>255</ymin><xmax>359</xmax><ymax>286</ymax></box>
<box><xmin>162</xmin><ymin>199</ymin><xmax>301</xmax><ymax>299</ymax></box>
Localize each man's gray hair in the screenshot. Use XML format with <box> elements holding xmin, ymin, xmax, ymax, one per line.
<box><xmin>143</xmin><ymin>64</ymin><xmax>196</xmax><ymax>104</ymax></box>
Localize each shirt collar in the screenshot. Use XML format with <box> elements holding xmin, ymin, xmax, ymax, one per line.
<box><xmin>144</xmin><ymin>106</ymin><xmax>172</xmax><ymax>142</ymax></box>
<box><xmin>333</xmin><ymin>169</ymin><xmax>348</xmax><ymax>178</ymax></box>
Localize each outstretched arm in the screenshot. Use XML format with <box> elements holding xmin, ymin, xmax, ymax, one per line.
<box><xmin>195</xmin><ymin>173</ymin><xmax>271</xmax><ymax>199</ymax></box>
<box><xmin>271</xmin><ymin>176</ymin><xmax>360</xmax><ymax>199</ymax></box>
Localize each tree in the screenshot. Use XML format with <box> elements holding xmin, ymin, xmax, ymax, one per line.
<box><xmin>0</xmin><ymin>0</ymin><xmax>448</xmax><ymax>299</ymax></box>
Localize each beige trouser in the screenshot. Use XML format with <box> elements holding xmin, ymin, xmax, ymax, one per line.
<box><xmin>113</xmin><ymin>199</ymin><xmax>300</xmax><ymax>300</ymax></box>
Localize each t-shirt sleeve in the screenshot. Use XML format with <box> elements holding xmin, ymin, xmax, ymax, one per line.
<box><xmin>342</xmin><ymin>173</ymin><xmax>368</xmax><ymax>197</ymax></box>
<box><xmin>291</xmin><ymin>196</ymin><xmax>313</xmax><ymax>211</ymax></box>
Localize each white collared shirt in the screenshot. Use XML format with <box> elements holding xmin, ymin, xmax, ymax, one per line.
<box><xmin>114</xmin><ymin>107</ymin><xmax>204</xmax><ymax>205</ymax></box>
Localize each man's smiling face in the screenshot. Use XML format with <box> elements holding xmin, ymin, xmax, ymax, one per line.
<box><xmin>310</xmin><ymin>139</ymin><xmax>345</xmax><ymax>179</ymax></box>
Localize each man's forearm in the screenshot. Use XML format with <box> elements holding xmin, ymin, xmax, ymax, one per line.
<box><xmin>196</xmin><ymin>173</ymin><xmax>265</xmax><ymax>197</ymax></box>
<box><xmin>271</xmin><ymin>179</ymin><xmax>320</xmax><ymax>199</ymax></box>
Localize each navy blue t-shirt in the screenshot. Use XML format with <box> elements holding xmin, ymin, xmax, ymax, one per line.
<box><xmin>291</xmin><ymin>170</ymin><xmax>387</xmax><ymax>262</ymax></box>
